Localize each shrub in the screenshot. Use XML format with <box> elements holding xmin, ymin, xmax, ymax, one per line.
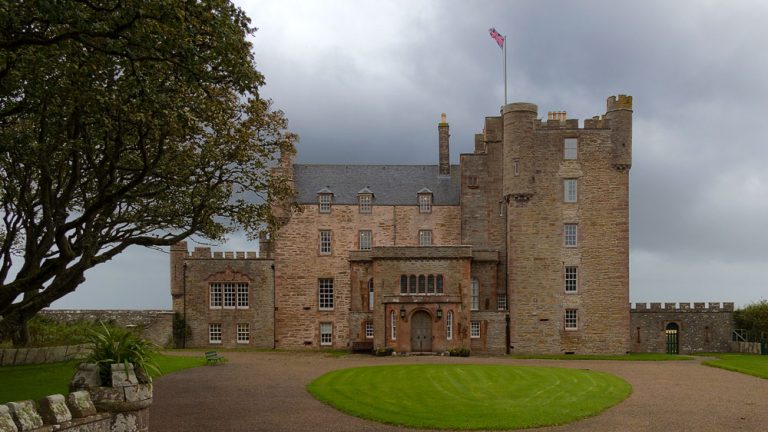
<box><xmin>84</xmin><ymin>323</ymin><xmax>160</xmax><ymax>385</ymax></box>
<box><xmin>373</xmin><ymin>347</ymin><xmax>394</xmax><ymax>357</ymax></box>
<box><xmin>734</xmin><ymin>300</ymin><xmax>768</xmax><ymax>339</ymax></box>
<box><xmin>449</xmin><ymin>347</ymin><xmax>470</xmax><ymax>357</ymax></box>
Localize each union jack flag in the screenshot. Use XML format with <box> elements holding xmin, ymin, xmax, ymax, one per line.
<box><xmin>488</xmin><ymin>28</ymin><xmax>505</xmax><ymax>49</ymax></box>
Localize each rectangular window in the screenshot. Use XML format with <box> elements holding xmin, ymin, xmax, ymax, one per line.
<box><xmin>319</xmin><ymin>230</ymin><xmax>332</xmax><ymax>255</ymax></box>
<box><xmin>237</xmin><ymin>284</ymin><xmax>249</xmax><ymax>308</ymax></box>
<box><xmin>565</xmin><ymin>267</ymin><xmax>578</xmax><ymax>293</ymax></box>
<box><xmin>210</xmin><ymin>284</ymin><xmax>222</xmax><ymax>308</ymax></box>
<box><xmin>513</xmin><ymin>159</ymin><xmax>520</xmax><ymax>176</ymax></box>
<box><xmin>320</xmin><ymin>322</ymin><xmax>332</xmax><ymax>346</ymax></box>
<box><xmin>223</xmin><ymin>283</ymin><xmax>236</xmax><ymax>308</ymax></box>
<box><xmin>209</xmin><ymin>323</ymin><xmax>222</xmax><ymax>344</ymax></box>
<box><xmin>564</xmin><ymin>179</ymin><xmax>577</xmax><ymax>203</ymax></box>
<box><xmin>359</xmin><ymin>194</ymin><xmax>372</xmax><ymax>213</ymax></box>
<box><xmin>467</xmin><ymin>175</ymin><xmax>479</xmax><ymax>188</ymax></box>
<box><xmin>418</xmin><ymin>194</ymin><xmax>432</xmax><ymax>213</ymax></box>
<box><xmin>390</xmin><ymin>310</ymin><xmax>397</xmax><ymax>340</ymax></box>
<box><xmin>471</xmin><ymin>279</ymin><xmax>479</xmax><ymax>311</ymax></box>
<box><xmin>359</xmin><ymin>230</ymin><xmax>372</xmax><ymax>251</ymax></box>
<box><xmin>564</xmin><ymin>223</ymin><xmax>578</xmax><ymax>247</ymax></box>
<box><xmin>497</xmin><ymin>293</ymin><xmax>507</xmax><ymax>310</ymax></box>
<box><xmin>470</xmin><ymin>320</ymin><xmax>481</xmax><ymax>338</ymax></box>
<box><xmin>237</xmin><ymin>323</ymin><xmax>250</xmax><ymax>343</ymax></box>
<box><xmin>318</xmin><ymin>194</ymin><xmax>331</xmax><ymax>213</ymax></box>
<box><xmin>564</xmin><ymin>138</ymin><xmax>578</xmax><ymax>159</ymax></box>
<box><xmin>565</xmin><ymin>309</ymin><xmax>578</xmax><ymax>330</ymax></box>
<box><xmin>419</xmin><ymin>230</ymin><xmax>432</xmax><ymax>246</ymax></box>
<box><xmin>365</xmin><ymin>321</ymin><xmax>374</xmax><ymax>339</ymax></box>
<box><xmin>318</xmin><ymin>278</ymin><xmax>334</xmax><ymax>310</ymax></box>
<box><xmin>446</xmin><ymin>311</ymin><xmax>453</xmax><ymax>340</ymax></box>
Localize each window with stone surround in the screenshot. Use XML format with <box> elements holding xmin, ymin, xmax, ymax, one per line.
<box><xmin>427</xmin><ymin>275</ymin><xmax>435</xmax><ymax>294</ymax></box>
<box><xmin>436</xmin><ymin>275</ymin><xmax>444</xmax><ymax>293</ymax></box>
<box><xmin>359</xmin><ymin>230</ymin><xmax>372</xmax><ymax>251</ymax></box>
<box><xmin>400</xmin><ymin>275</ymin><xmax>408</xmax><ymax>294</ymax></box>
<box><xmin>368</xmin><ymin>278</ymin><xmax>374</xmax><ymax>311</ymax></box>
<box><xmin>390</xmin><ymin>310</ymin><xmax>397</xmax><ymax>340</ymax></box>
<box><xmin>237</xmin><ymin>323</ymin><xmax>250</xmax><ymax>343</ymax></box>
<box><xmin>210</xmin><ymin>283</ymin><xmax>248</xmax><ymax>309</ymax></box>
<box><xmin>409</xmin><ymin>275</ymin><xmax>417</xmax><ymax>294</ymax></box>
<box><xmin>320</xmin><ymin>322</ymin><xmax>332</xmax><ymax>345</ymax></box>
<box><xmin>318</xmin><ymin>278</ymin><xmax>334</xmax><ymax>310</ymax></box>
<box><xmin>210</xmin><ymin>284</ymin><xmax>222</xmax><ymax>308</ymax></box>
<box><xmin>418</xmin><ymin>275</ymin><xmax>426</xmax><ymax>293</ymax></box>
<box><xmin>564</xmin><ymin>179</ymin><xmax>578</xmax><ymax>203</ymax></box>
<box><xmin>223</xmin><ymin>284</ymin><xmax>236</xmax><ymax>308</ymax></box>
<box><xmin>400</xmin><ymin>274</ymin><xmax>444</xmax><ymax>295</ymax></box>
<box><xmin>467</xmin><ymin>175</ymin><xmax>479</xmax><ymax>189</ymax></box>
<box><xmin>446</xmin><ymin>311</ymin><xmax>453</xmax><ymax>340</ymax></box>
<box><xmin>209</xmin><ymin>323</ymin><xmax>222</xmax><ymax>344</ymax></box>
<box><xmin>418</xmin><ymin>193</ymin><xmax>432</xmax><ymax>213</ymax></box>
<box><xmin>565</xmin><ymin>309</ymin><xmax>578</xmax><ymax>330</ymax></box>
<box><xmin>564</xmin><ymin>138</ymin><xmax>578</xmax><ymax>159</ymax></box>
<box><xmin>365</xmin><ymin>321</ymin><xmax>374</xmax><ymax>339</ymax></box>
<box><xmin>358</xmin><ymin>194</ymin><xmax>372</xmax><ymax>213</ymax></box>
<box><xmin>565</xmin><ymin>267</ymin><xmax>578</xmax><ymax>293</ymax></box>
<box><xmin>318</xmin><ymin>193</ymin><xmax>332</xmax><ymax>213</ymax></box>
<box><xmin>471</xmin><ymin>278</ymin><xmax>480</xmax><ymax>311</ymax></box>
<box><xmin>513</xmin><ymin>159</ymin><xmax>520</xmax><ymax>176</ymax></box>
<box><xmin>470</xmin><ymin>320</ymin><xmax>480</xmax><ymax>338</ymax></box>
<box><xmin>237</xmin><ymin>284</ymin><xmax>249</xmax><ymax>308</ymax></box>
<box><xmin>419</xmin><ymin>230</ymin><xmax>432</xmax><ymax>246</ymax></box>
<box><xmin>319</xmin><ymin>230</ymin><xmax>332</xmax><ymax>255</ymax></box>
<box><xmin>564</xmin><ymin>223</ymin><xmax>578</xmax><ymax>247</ymax></box>
<box><xmin>497</xmin><ymin>293</ymin><xmax>507</xmax><ymax>310</ymax></box>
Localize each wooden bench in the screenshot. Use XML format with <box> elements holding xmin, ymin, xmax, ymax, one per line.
<box><xmin>351</xmin><ymin>341</ymin><xmax>374</xmax><ymax>353</ymax></box>
<box><xmin>205</xmin><ymin>351</ymin><xmax>225</xmax><ymax>364</ymax></box>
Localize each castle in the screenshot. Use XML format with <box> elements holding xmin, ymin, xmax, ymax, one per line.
<box><xmin>169</xmin><ymin>95</ymin><xmax>734</xmax><ymax>355</ymax></box>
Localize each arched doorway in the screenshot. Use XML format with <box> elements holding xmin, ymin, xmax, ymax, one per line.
<box><xmin>665</xmin><ymin>322</ymin><xmax>679</xmax><ymax>354</ymax></box>
<box><xmin>411</xmin><ymin>311</ymin><xmax>432</xmax><ymax>352</ymax></box>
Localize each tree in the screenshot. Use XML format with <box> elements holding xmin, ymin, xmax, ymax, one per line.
<box><xmin>734</xmin><ymin>300</ymin><xmax>768</xmax><ymax>338</ymax></box>
<box><xmin>0</xmin><ymin>0</ymin><xmax>296</xmax><ymax>345</ymax></box>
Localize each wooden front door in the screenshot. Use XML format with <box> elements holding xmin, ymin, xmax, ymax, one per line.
<box><xmin>411</xmin><ymin>311</ymin><xmax>432</xmax><ymax>352</ymax></box>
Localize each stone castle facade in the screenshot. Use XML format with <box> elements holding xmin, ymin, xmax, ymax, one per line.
<box><xmin>169</xmin><ymin>95</ymin><xmax>734</xmax><ymax>354</ymax></box>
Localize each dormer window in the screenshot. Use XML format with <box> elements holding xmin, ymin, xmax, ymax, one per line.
<box><xmin>357</xmin><ymin>187</ymin><xmax>373</xmax><ymax>214</ymax></box>
<box><xmin>417</xmin><ymin>188</ymin><xmax>433</xmax><ymax>213</ymax></box>
<box><xmin>317</xmin><ymin>187</ymin><xmax>333</xmax><ymax>213</ymax></box>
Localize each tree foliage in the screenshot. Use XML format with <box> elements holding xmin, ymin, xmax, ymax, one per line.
<box><xmin>0</xmin><ymin>0</ymin><xmax>296</xmax><ymax>344</ymax></box>
<box><xmin>734</xmin><ymin>300</ymin><xmax>768</xmax><ymax>337</ymax></box>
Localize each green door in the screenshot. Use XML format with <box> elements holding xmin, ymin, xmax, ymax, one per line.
<box><xmin>665</xmin><ymin>323</ymin><xmax>679</xmax><ymax>355</ymax></box>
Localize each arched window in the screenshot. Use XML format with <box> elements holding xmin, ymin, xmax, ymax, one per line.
<box><xmin>409</xmin><ymin>275</ymin><xmax>417</xmax><ymax>294</ymax></box>
<box><xmin>427</xmin><ymin>275</ymin><xmax>435</xmax><ymax>293</ymax></box>
<box><xmin>471</xmin><ymin>278</ymin><xmax>480</xmax><ymax>311</ymax></box>
<box><xmin>446</xmin><ymin>310</ymin><xmax>453</xmax><ymax>340</ymax></box>
<box><xmin>436</xmin><ymin>275</ymin><xmax>444</xmax><ymax>293</ymax></box>
<box><xmin>418</xmin><ymin>275</ymin><xmax>426</xmax><ymax>293</ymax></box>
<box><xmin>368</xmin><ymin>278</ymin><xmax>374</xmax><ymax>311</ymax></box>
<box><xmin>400</xmin><ymin>275</ymin><xmax>407</xmax><ymax>294</ymax></box>
<box><xmin>390</xmin><ymin>310</ymin><xmax>397</xmax><ymax>340</ymax></box>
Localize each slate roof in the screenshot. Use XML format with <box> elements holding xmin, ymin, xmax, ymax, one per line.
<box><xmin>294</xmin><ymin>164</ymin><xmax>461</xmax><ymax>205</ymax></box>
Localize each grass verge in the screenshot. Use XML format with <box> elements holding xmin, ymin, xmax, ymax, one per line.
<box><xmin>509</xmin><ymin>353</ymin><xmax>693</xmax><ymax>361</ymax></box>
<box><xmin>701</xmin><ymin>353</ymin><xmax>768</xmax><ymax>379</ymax></box>
<box><xmin>0</xmin><ymin>353</ymin><xmax>206</xmax><ymax>404</ymax></box>
<box><xmin>308</xmin><ymin>364</ymin><xmax>631</xmax><ymax>430</ymax></box>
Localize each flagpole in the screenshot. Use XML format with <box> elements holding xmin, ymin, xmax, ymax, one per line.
<box><xmin>503</xmin><ymin>35</ymin><xmax>507</xmax><ymax>105</ymax></box>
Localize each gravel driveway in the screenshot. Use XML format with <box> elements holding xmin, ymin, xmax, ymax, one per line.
<box><xmin>149</xmin><ymin>352</ymin><xmax>768</xmax><ymax>432</ymax></box>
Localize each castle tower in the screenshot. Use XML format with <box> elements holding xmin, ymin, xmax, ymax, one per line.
<box><xmin>502</xmin><ymin>103</ymin><xmax>538</xmax><ymax>201</ymax></box>
<box><xmin>605</xmin><ymin>95</ymin><xmax>633</xmax><ymax>170</ymax></box>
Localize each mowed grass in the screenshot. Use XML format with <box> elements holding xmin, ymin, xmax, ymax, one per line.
<box><xmin>0</xmin><ymin>353</ymin><xmax>206</xmax><ymax>404</ymax></box>
<box><xmin>308</xmin><ymin>364</ymin><xmax>631</xmax><ymax>430</ymax></box>
<box><xmin>510</xmin><ymin>353</ymin><xmax>693</xmax><ymax>361</ymax></box>
<box><xmin>702</xmin><ymin>353</ymin><xmax>768</xmax><ymax>379</ymax></box>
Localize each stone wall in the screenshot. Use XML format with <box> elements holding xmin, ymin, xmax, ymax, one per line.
<box><xmin>630</xmin><ymin>302</ymin><xmax>735</xmax><ymax>353</ymax></box>
<box><xmin>0</xmin><ymin>344</ymin><xmax>90</xmax><ymax>367</ymax></box>
<box><xmin>40</xmin><ymin>310</ymin><xmax>173</xmax><ymax>348</ymax></box>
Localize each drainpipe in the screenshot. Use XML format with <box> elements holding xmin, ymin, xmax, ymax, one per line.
<box><xmin>271</xmin><ymin>263</ymin><xmax>276</xmax><ymax>350</ymax></box>
<box><xmin>182</xmin><ymin>262</ymin><xmax>187</xmax><ymax>349</ymax></box>
<box><xmin>504</xmin><ymin>194</ymin><xmax>511</xmax><ymax>355</ymax></box>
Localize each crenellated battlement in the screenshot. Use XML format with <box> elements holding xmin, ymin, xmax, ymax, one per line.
<box><xmin>171</xmin><ymin>241</ymin><xmax>264</xmax><ymax>259</ymax></box>
<box><xmin>607</xmin><ymin>94</ymin><xmax>633</xmax><ymax>112</ymax></box>
<box><xmin>630</xmin><ymin>302</ymin><xmax>734</xmax><ymax>312</ymax></box>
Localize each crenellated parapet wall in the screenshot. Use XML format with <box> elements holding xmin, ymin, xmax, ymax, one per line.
<box><xmin>631</xmin><ymin>302</ymin><xmax>734</xmax><ymax>312</ymax></box>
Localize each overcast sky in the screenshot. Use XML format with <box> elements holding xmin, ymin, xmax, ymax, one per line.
<box><xmin>53</xmin><ymin>0</ymin><xmax>768</xmax><ymax>310</ymax></box>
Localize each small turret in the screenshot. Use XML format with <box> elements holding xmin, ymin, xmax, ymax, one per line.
<box><xmin>502</xmin><ymin>102</ymin><xmax>538</xmax><ymax>202</ymax></box>
<box><xmin>605</xmin><ymin>95</ymin><xmax>633</xmax><ymax>171</ymax></box>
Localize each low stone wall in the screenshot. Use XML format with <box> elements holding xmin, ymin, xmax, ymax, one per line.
<box><xmin>731</xmin><ymin>341</ymin><xmax>762</xmax><ymax>354</ymax></box>
<box><xmin>0</xmin><ymin>345</ymin><xmax>90</xmax><ymax>367</ymax></box>
<box><xmin>1</xmin><ymin>363</ymin><xmax>152</xmax><ymax>432</ymax></box>
<box><xmin>41</xmin><ymin>310</ymin><xmax>174</xmax><ymax>348</ymax></box>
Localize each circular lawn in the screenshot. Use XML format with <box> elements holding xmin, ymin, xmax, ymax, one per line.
<box><xmin>307</xmin><ymin>364</ymin><xmax>631</xmax><ymax>430</ymax></box>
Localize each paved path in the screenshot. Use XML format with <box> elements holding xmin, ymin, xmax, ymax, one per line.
<box><xmin>149</xmin><ymin>352</ymin><xmax>768</xmax><ymax>432</ymax></box>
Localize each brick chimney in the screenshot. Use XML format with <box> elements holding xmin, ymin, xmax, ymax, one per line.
<box><xmin>438</xmin><ymin>113</ymin><xmax>450</xmax><ymax>177</ymax></box>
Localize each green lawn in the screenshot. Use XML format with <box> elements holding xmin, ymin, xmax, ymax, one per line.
<box><xmin>510</xmin><ymin>353</ymin><xmax>694</xmax><ymax>361</ymax></box>
<box><xmin>308</xmin><ymin>364</ymin><xmax>631</xmax><ymax>430</ymax></box>
<box><xmin>0</xmin><ymin>353</ymin><xmax>206</xmax><ymax>404</ymax></box>
<box><xmin>701</xmin><ymin>353</ymin><xmax>768</xmax><ymax>379</ymax></box>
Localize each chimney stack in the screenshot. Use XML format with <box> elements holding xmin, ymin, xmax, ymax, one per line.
<box><xmin>438</xmin><ymin>113</ymin><xmax>450</xmax><ymax>177</ymax></box>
